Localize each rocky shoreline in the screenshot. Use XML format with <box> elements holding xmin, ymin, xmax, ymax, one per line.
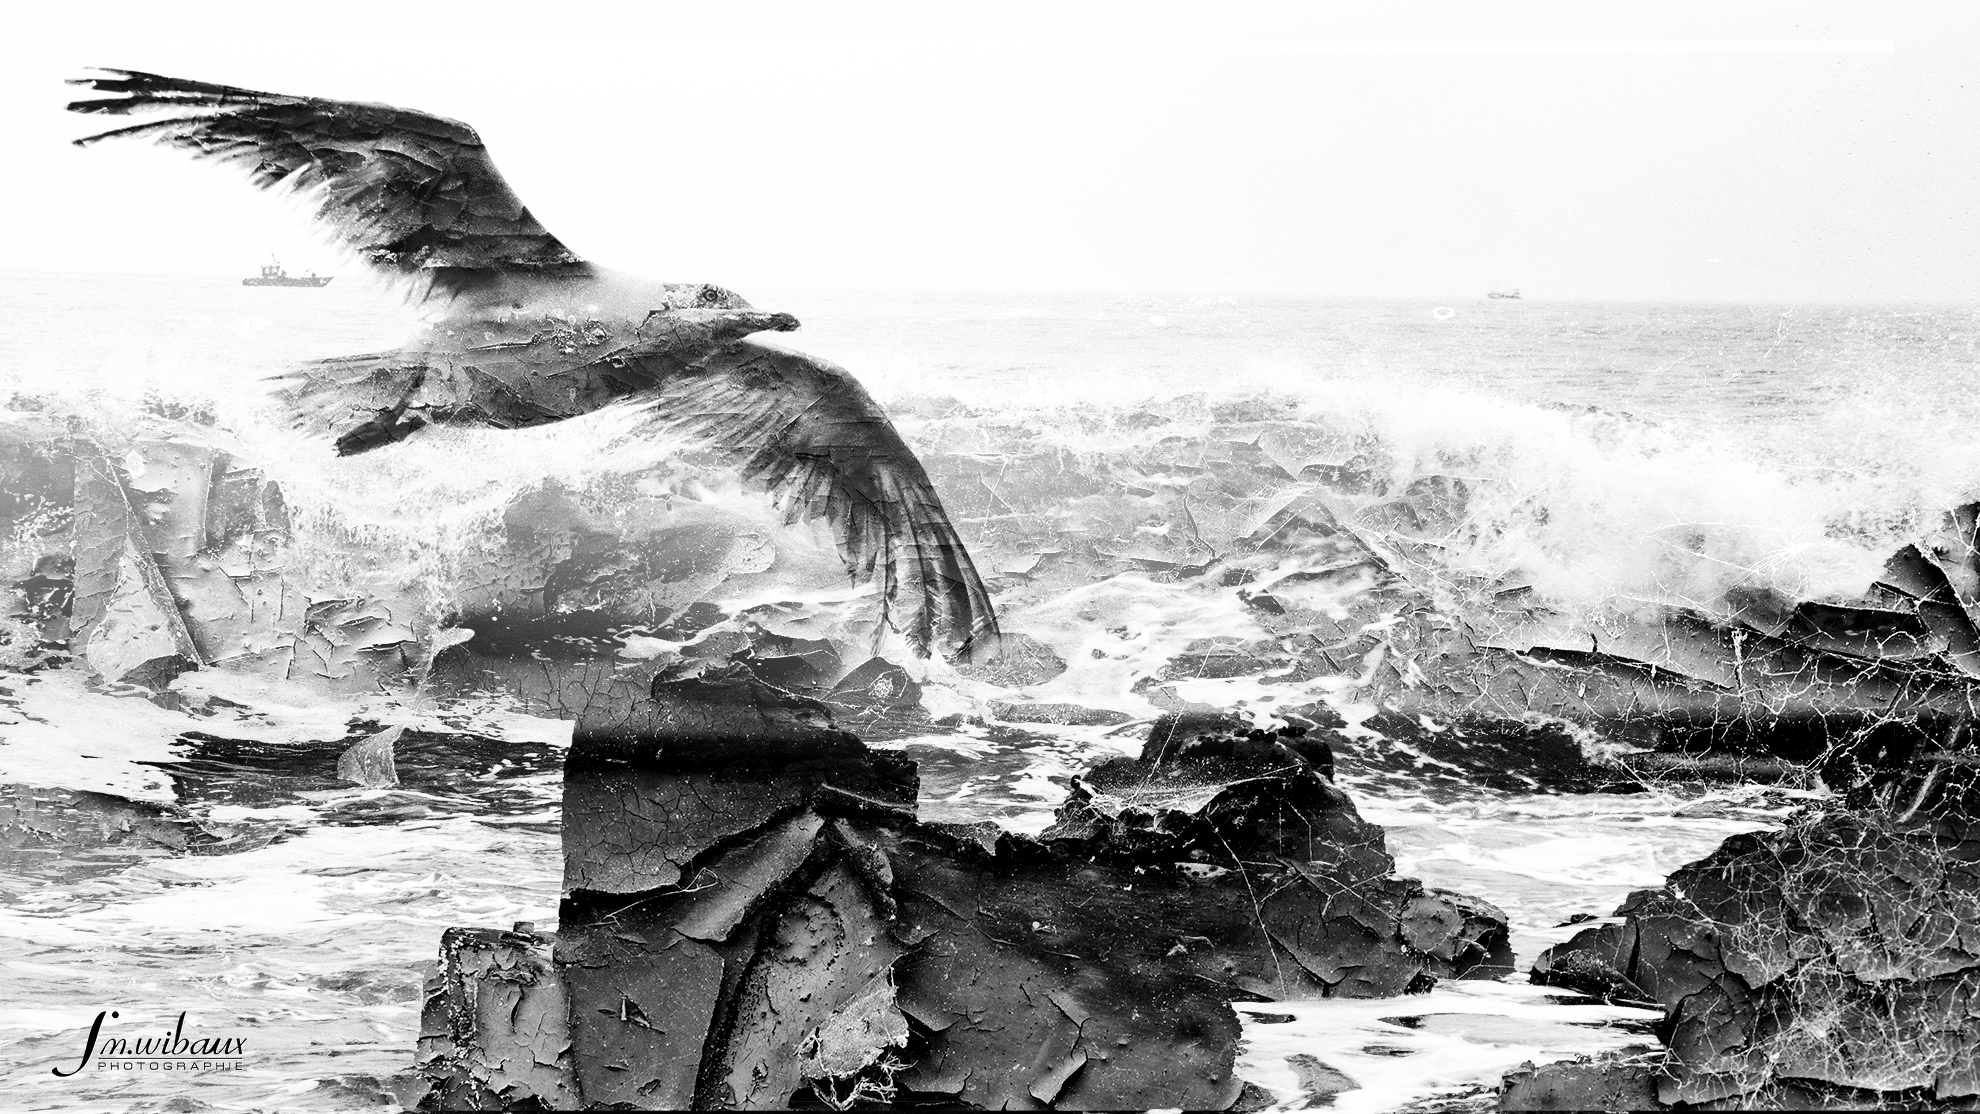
<box><xmin>9</xmin><ymin>403</ymin><xmax>1980</xmax><ymax>1109</ymax></box>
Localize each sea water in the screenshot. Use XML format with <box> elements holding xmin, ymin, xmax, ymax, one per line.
<box><xmin>3</xmin><ymin>270</ymin><xmax>1978</xmax><ymax>1110</ymax></box>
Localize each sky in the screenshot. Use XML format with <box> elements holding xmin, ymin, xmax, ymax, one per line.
<box><xmin>2</xmin><ymin>2</ymin><xmax>1977</xmax><ymax>301</ymax></box>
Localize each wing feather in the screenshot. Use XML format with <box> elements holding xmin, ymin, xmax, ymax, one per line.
<box><xmin>68</xmin><ymin>68</ymin><xmax>586</xmax><ymax>301</ymax></box>
<box><xmin>634</xmin><ymin>342</ymin><xmax>1000</xmax><ymax>660</ymax></box>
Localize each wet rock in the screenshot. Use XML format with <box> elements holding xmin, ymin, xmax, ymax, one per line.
<box><xmin>423</xmin><ymin>696</ymin><xmax>1515</xmax><ymax>1109</ymax></box>
<box><xmin>69</xmin><ymin>453</ymin><xmax>201</xmax><ymax>687</ymax></box>
<box><xmin>1286</xmin><ymin>1052</ymin><xmax>1360</xmax><ymax>1106</ymax></box>
<box><xmin>336</xmin><ymin>725</ymin><xmax>403</xmax><ymax>788</ymax></box>
<box><xmin>1530</xmin><ymin>949</ymin><xmax>1653</xmax><ymax>1007</ymax></box>
<box><xmin>1499</xmin><ymin>1052</ymin><xmax>1662</xmax><ymax>1112</ymax></box>
<box><xmin>1157</xmin><ymin>636</ymin><xmax>1292</xmax><ymax>681</ymax></box>
<box><xmin>826</xmin><ymin>657</ymin><xmax>921</xmax><ymax>711</ymax></box>
<box><xmin>822</xmin><ymin>656</ymin><xmax>931</xmax><ymax>739</ymax></box>
<box><xmin>11</xmin><ymin>553</ymin><xmax>75</xmax><ymax>648</ymax></box>
<box><xmin>427</xmin><ymin>610</ymin><xmax>661</xmax><ymax>725</ymax></box>
<box><xmin>1048</xmin><ymin>714</ymin><xmax>1512</xmax><ymax>987</ymax></box>
<box><xmin>157</xmin><ymin>726</ymin><xmax>564</xmax><ymax>822</ymax></box>
<box><xmin>990</xmin><ymin>700</ymin><xmax>1134</xmax><ymax>726</ymax></box>
<box><xmin>560</xmin><ymin>741</ymin><xmax>914</xmax><ymax>897</ymax></box>
<box><xmin>1531</xmin><ymin>806</ymin><xmax>1980</xmax><ymax>1108</ymax></box>
<box><xmin>576</xmin><ymin>656</ymin><xmax>859</xmax><ymax>758</ymax></box>
<box><xmin>0</xmin><ymin>429</ymin><xmax>433</xmax><ymax>693</ymax></box>
<box><xmin>1297</xmin><ymin>455</ymin><xmax>1381</xmax><ymax>495</ymax></box>
<box><xmin>1357</xmin><ymin>474</ymin><xmax>1472</xmax><ymax>539</ymax></box>
<box><xmin>0</xmin><ymin>784</ymin><xmax>223</xmax><ymax>884</ymax></box>
<box><xmin>743</xmin><ymin>628</ymin><xmax>842</xmax><ymax>693</ymax></box>
<box><xmin>1247</xmin><ymin>490</ymin><xmax>1348</xmax><ymax>549</ymax></box>
<box><xmin>413</xmin><ymin>926</ymin><xmax>578</xmax><ymax>1110</ymax></box>
<box><xmin>1284</xmin><ymin>705</ymin><xmax>1621</xmax><ymax>796</ymax></box>
<box><xmin>955</xmin><ymin>629</ymin><xmax>1067</xmax><ymax>688</ymax></box>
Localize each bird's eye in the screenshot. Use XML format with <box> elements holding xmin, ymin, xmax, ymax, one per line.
<box><xmin>699</xmin><ymin>286</ymin><xmax>722</xmax><ymax>305</ymax></box>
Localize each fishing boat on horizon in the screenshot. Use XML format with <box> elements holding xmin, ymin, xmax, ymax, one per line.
<box><xmin>1486</xmin><ymin>289</ymin><xmax>1521</xmax><ymax>299</ymax></box>
<box><xmin>242</xmin><ymin>257</ymin><xmax>332</xmax><ymax>288</ymax></box>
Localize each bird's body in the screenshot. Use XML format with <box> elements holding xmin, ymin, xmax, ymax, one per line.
<box><xmin>67</xmin><ymin>68</ymin><xmax>998</xmax><ymax>660</ymax></box>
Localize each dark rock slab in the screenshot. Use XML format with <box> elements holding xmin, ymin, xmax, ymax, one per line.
<box><xmin>153</xmin><ymin>725</ymin><xmax>564</xmax><ymax>825</ymax></box>
<box><xmin>413</xmin><ymin>926</ymin><xmax>579</xmax><ymax>1110</ymax></box>
<box><xmin>1530</xmin><ymin>949</ymin><xmax>1653</xmax><ymax>1007</ymax></box>
<box><xmin>425</xmin><ymin>697</ymin><xmax>1514</xmax><ymax>1109</ymax></box>
<box><xmin>821</xmin><ymin>656</ymin><xmax>931</xmax><ymax>739</ymax></box>
<box><xmin>0</xmin><ymin>784</ymin><xmax>232</xmax><ymax>887</ymax></box>
<box><xmin>1531</xmin><ymin>806</ymin><xmax>1980</xmax><ymax>1108</ymax></box>
<box><xmin>1499</xmin><ymin>1052</ymin><xmax>1662</xmax><ymax>1112</ymax></box>
<box><xmin>561</xmin><ymin>666</ymin><xmax>915</xmax><ymax>896</ymax></box>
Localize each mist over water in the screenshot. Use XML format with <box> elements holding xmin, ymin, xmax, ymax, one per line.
<box><xmin>3</xmin><ymin>270</ymin><xmax>1974</xmax><ymax>1109</ymax></box>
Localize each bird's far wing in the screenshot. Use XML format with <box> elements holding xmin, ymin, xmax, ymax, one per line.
<box><xmin>635</xmin><ymin>342</ymin><xmax>1000</xmax><ymax>662</ymax></box>
<box><xmin>68</xmin><ymin>68</ymin><xmax>587</xmax><ymax>301</ymax></box>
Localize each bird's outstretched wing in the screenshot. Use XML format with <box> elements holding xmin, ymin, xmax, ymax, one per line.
<box><xmin>67</xmin><ymin>68</ymin><xmax>586</xmax><ymax>301</ymax></box>
<box><xmin>268</xmin><ymin>325</ymin><xmax>998</xmax><ymax>660</ymax></box>
<box><xmin>637</xmin><ymin>341</ymin><xmax>1000</xmax><ymax>662</ymax></box>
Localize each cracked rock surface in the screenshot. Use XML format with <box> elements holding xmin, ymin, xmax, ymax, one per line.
<box><xmin>414</xmin><ymin>680</ymin><xmax>1512</xmax><ymax>1110</ymax></box>
<box><xmin>1512</xmin><ymin>805</ymin><xmax>1980</xmax><ymax>1110</ymax></box>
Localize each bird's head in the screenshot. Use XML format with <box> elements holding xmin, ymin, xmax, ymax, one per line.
<box><xmin>656</xmin><ymin>283</ymin><xmax>752</xmax><ymax>312</ymax></box>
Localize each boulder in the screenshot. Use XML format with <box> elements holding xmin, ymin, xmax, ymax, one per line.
<box><xmin>954</xmin><ymin>629</ymin><xmax>1067</xmax><ymax>688</ymax></box>
<box><xmin>1528</xmin><ymin>805</ymin><xmax>1980</xmax><ymax>1108</ymax></box>
<box><xmin>416</xmin><ymin>692</ymin><xmax>1514</xmax><ymax>1110</ymax></box>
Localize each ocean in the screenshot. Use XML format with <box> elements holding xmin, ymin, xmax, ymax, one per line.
<box><xmin>2</xmin><ymin>269</ymin><xmax>1973</xmax><ymax>1110</ymax></box>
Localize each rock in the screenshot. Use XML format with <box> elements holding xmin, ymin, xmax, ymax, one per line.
<box><xmin>823</xmin><ymin>656</ymin><xmax>930</xmax><ymax>738</ymax></box>
<box><xmin>1530</xmin><ymin>949</ymin><xmax>1653</xmax><ymax>1006</ymax></box>
<box><xmin>1286</xmin><ymin>1053</ymin><xmax>1360</xmax><ymax>1106</ymax></box>
<box><xmin>560</xmin><ymin>739</ymin><xmax>914</xmax><ymax>897</ymax></box>
<box><xmin>69</xmin><ymin>452</ymin><xmax>201</xmax><ymax>687</ymax></box>
<box><xmin>743</xmin><ymin>628</ymin><xmax>843</xmax><ymax>693</ymax></box>
<box><xmin>1142</xmin><ymin>710</ymin><xmax>1335</xmax><ymax>780</ymax></box>
<box><xmin>12</xmin><ymin>554</ymin><xmax>74</xmax><ymax>645</ymax></box>
<box><xmin>955</xmin><ymin>630</ymin><xmax>1067</xmax><ymax>688</ymax></box>
<box><xmin>0</xmin><ymin>427</ymin><xmax>432</xmax><ymax>693</ymax></box>
<box><xmin>574</xmin><ymin>656</ymin><xmax>859</xmax><ymax>759</ymax></box>
<box><xmin>1246</xmin><ymin>490</ymin><xmax>1348</xmax><ymax>549</ymax></box>
<box><xmin>1531</xmin><ymin>806</ymin><xmax>1980</xmax><ymax>1108</ymax></box>
<box><xmin>1357</xmin><ymin>474</ymin><xmax>1471</xmax><ymax>539</ymax></box>
<box><xmin>0</xmin><ymin>784</ymin><xmax>223</xmax><ymax>883</ymax></box>
<box><xmin>1499</xmin><ymin>1053</ymin><xmax>1662</xmax><ymax>1112</ymax></box>
<box><xmin>336</xmin><ymin>725</ymin><xmax>404</xmax><ymax>788</ymax></box>
<box><xmin>422</xmin><ymin>699</ymin><xmax>1515</xmax><ymax>1110</ymax></box>
<box><xmin>413</xmin><ymin>926</ymin><xmax>578</xmax><ymax>1110</ymax></box>
<box><xmin>1297</xmin><ymin>456</ymin><xmax>1381</xmax><ymax>495</ymax></box>
<box><xmin>826</xmin><ymin>657</ymin><xmax>921</xmax><ymax>711</ymax></box>
<box><xmin>1047</xmin><ymin>715</ymin><xmax>1513</xmax><ymax>988</ymax></box>
<box><xmin>991</xmin><ymin>700</ymin><xmax>1134</xmax><ymax>726</ymax></box>
<box><xmin>155</xmin><ymin>725</ymin><xmax>565</xmax><ymax>819</ymax></box>
<box><xmin>1284</xmin><ymin>705</ymin><xmax>1619</xmax><ymax>796</ymax></box>
<box><xmin>1157</xmin><ymin>636</ymin><xmax>1292</xmax><ymax>681</ymax></box>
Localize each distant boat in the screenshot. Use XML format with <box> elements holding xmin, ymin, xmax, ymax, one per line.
<box><xmin>242</xmin><ymin>259</ymin><xmax>332</xmax><ymax>288</ymax></box>
<box><xmin>1486</xmin><ymin>289</ymin><xmax>1521</xmax><ymax>300</ymax></box>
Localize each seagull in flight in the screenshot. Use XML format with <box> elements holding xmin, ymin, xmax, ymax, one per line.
<box><xmin>67</xmin><ymin>68</ymin><xmax>998</xmax><ymax>661</ymax></box>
